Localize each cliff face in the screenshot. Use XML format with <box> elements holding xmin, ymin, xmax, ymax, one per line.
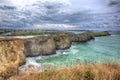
<box><xmin>24</xmin><ymin>37</ymin><xmax>56</xmax><ymax>57</ymax></box>
<box><xmin>0</xmin><ymin>40</ymin><xmax>26</xmax><ymax>79</ymax></box>
<box><xmin>85</xmin><ymin>31</ymin><xmax>111</xmax><ymax>37</ymax></box>
<box><xmin>71</xmin><ymin>33</ymin><xmax>94</xmax><ymax>42</ymax></box>
<box><xmin>23</xmin><ymin>33</ymin><xmax>95</xmax><ymax>57</ymax></box>
<box><xmin>54</xmin><ymin>35</ymin><xmax>71</xmax><ymax>50</ymax></box>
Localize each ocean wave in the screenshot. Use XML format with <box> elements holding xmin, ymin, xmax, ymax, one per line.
<box><xmin>19</xmin><ymin>56</ymin><xmax>42</xmax><ymax>70</ymax></box>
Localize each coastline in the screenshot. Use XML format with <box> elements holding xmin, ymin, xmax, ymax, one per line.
<box><xmin>0</xmin><ymin>31</ymin><xmax>111</xmax><ymax>79</ymax></box>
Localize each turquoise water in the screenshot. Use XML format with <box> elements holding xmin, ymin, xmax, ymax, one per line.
<box><xmin>36</xmin><ymin>34</ymin><xmax>120</xmax><ymax>67</ymax></box>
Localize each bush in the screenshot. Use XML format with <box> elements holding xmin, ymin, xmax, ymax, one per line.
<box><xmin>84</xmin><ymin>70</ymin><xmax>95</xmax><ymax>80</ymax></box>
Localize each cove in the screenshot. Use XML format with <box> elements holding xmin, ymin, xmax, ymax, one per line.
<box><xmin>34</xmin><ymin>34</ymin><xmax>120</xmax><ymax>68</ymax></box>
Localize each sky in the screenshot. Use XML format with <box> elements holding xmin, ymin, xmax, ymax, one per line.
<box><xmin>0</xmin><ymin>0</ymin><xmax>120</xmax><ymax>30</ymax></box>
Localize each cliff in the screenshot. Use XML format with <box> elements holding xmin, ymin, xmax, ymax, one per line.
<box><xmin>0</xmin><ymin>40</ymin><xmax>26</xmax><ymax>79</ymax></box>
<box><xmin>85</xmin><ymin>31</ymin><xmax>111</xmax><ymax>37</ymax></box>
<box><xmin>24</xmin><ymin>37</ymin><xmax>56</xmax><ymax>57</ymax></box>
<box><xmin>23</xmin><ymin>35</ymin><xmax>71</xmax><ymax>57</ymax></box>
<box><xmin>0</xmin><ymin>31</ymin><xmax>110</xmax><ymax>79</ymax></box>
<box><xmin>53</xmin><ymin>35</ymin><xmax>71</xmax><ymax>50</ymax></box>
<box><xmin>23</xmin><ymin>33</ymin><xmax>93</xmax><ymax>57</ymax></box>
<box><xmin>71</xmin><ymin>33</ymin><xmax>94</xmax><ymax>42</ymax></box>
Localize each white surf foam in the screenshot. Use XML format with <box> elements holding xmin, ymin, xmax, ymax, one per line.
<box><xmin>19</xmin><ymin>56</ymin><xmax>42</xmax><ymax>70</ymax></box>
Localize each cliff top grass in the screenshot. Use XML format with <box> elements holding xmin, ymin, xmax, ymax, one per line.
<box><xmin>11</xmin><ymin>31</ymin><xmax>45</xmax><ymax>36</ymax></box>
<box><xmin>85</xmin><ymin>31</ymin><xmax>110</xmax><ymax>36</ymax></box>
<box><xmin>7</xmin><ymin>30</ymin><xmax>68</xmax><ymax>36</ymax></box>
<box><xmin>9</xmin><ymin>62</ymin><xmax>120</xmax><ymax>80</ymax></box>
<box><xmin>0</xmin><ymin>31</ymin><xmax>110</xmax><ymax>41</ymax></box>
<box><xmin>0</xmin><ymin>36</ymin><xmax>23</xmax><ymax>41</ymax></box>
<box><xmin>23</xmin><ymin>32</ymin><xmax>72</xmax><ymax>41</ymax></box>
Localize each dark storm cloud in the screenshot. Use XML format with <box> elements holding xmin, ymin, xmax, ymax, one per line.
<box><xmin>107</xmin><ymin>0</ymin><xmax>120</xmax><ymax>13</ymax></box>
<box><xmin>0</xmin><ymin>5</ymin><xmax>16</xmax><ymax>10</ymax></box>
<box><xmin>109</xmin><ymin>1</ymin><xmax>119</xmax><ymax>6</ymax></box>
<box><xmin>108</xmin><ymin>0</ymin><xmax>120</xmax><ymax>6</ymax></box>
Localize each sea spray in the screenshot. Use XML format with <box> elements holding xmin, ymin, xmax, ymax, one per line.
<box><xmin>19</xmin><ymin>56</ymin><xmax>42</xmax><ymax>70</ymax></box>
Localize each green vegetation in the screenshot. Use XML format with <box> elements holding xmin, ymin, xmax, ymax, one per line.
<box><xmin>11</xmin><ymin>30</ymin><xmax>68</xmax><ymax>36</ymax></box>
<box><xmin>85</xmin><ymin>31</ymin><xmax>110</xmax><ymax>37</ymax></box>
<box><xmin>12</xmin><ymin>31</ymin><xmax>49</xmax><ymax>36</ymax></box>
<box><xmin>0</xmin><ymin>29</ymin><xmax>110</xmax><ymax>37</ymax></box>
<box><xmin>84</xmin><ymin>70</ymin><xmax>95</xmax><ymax>80</ymax></box>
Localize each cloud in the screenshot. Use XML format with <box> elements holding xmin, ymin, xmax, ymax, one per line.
<box><xmin>29</xmin><ymin>24</ymin><xmax>76</xmax><ymax>30</ymax></box>
<box><xmin>0</xmin><ymin>0</ymin><xmax>120</xmax><ymax>30</ymax></box>
<box><xmin>0</xmin><ymin>0</ymin><xmax>71</xmax><ymax>29</ymax></box>
<box><xmin>108</xmin><ymin>0</ymin><xmax>120</xmax><ymax>6</ymax></box>
<box><xmin>0</xmin><ymin>5</ymin><xmax>16</xmax><ymax>10</ymax></box>
<box><xmin>106</xmin><ymin>0</ymin><xmax>120</xmax><ymax>13</ymax></box>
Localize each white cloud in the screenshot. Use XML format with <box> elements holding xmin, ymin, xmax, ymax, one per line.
<box><xmin>30</xmin><ymin>24</ymin><xmax>76</xmax><ymax>30</ymax></box>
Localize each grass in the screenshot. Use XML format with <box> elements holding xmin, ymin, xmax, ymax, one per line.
<box><xmin>10</xmin><ymin>30</ymin><xmax>68</xmax><ymax>36</ymax></box>
<box><xmin>9</xmin><ymin>62</ymin><xmax>120</xmax><ymax>80</ymax></box>
<box><xmin>85</xmin><ymin>31</ymin><xmax>110</xmax><ymax>37</ymax></box>
<box><xmin>11</xmin><ymin>31</ymin><xmax>45</xmax><ymax>36</ymax></box>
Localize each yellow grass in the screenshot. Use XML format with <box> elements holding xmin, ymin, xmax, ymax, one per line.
<box><xmin>8</xmin><ymin>61</ymin><xmax>120</xmax><ymax>80</ymax></box>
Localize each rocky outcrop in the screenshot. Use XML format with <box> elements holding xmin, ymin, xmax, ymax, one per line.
<box><xmin>0</xmin><ymin>40</ymin><xmax>26</xmax><ymax>79</ymax></box>
<box><xmin>24</xmin><ymin>37</ymin><xmax>56</xmax><ymax>57</ymax></box>
<box><xmin>71</xmin><ymin>33</ymin><xmax>94</xmax><ymax>42</ymax></box>
<box><xmin>53</xmin><ymin>35</ymin><xmax>71</xmax><ymax>50</ymax></box>
<box><xmin>23</xmin><ymin>35</ymin><xmax>72</xmax><ymax>56</ymax></box>
<box><xmin>85</xmin><ymin>31</ymin><xmax>111</xmax><ymax>37</ymax></box>
<box><xmin>23</xmin><ymin>33</ymin><xmax>94</xmax><ymax>56</ymax></box>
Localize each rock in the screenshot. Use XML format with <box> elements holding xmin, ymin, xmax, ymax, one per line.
<box><xmin>85</xmin><ymin>31</ymin><xmax>111</xmax><ymax>37</ymax></box>
<box><xmin>19</xmin><ymin>64</ymin><xmax>40</xmax><ymax>76</ymax></box>
<box><xmin>23</xmin><ymin>31</ymin><xmax>110</xmax><ymax>57</ymax></box>
<box><xmin>24</xmin><ymin>37</ymin><xmax>56</xmax><ymax>57</ymax></box>
<box><xmin>53</xmin><ymin>35</ymin><xmax>71</xmax><ymax>50</ymax></box>
<box><xmin>0</xmin><ymin>40</ymin><xmax>26</xmax><ymax>79</ymax></box>
<box><xmin>0</xmin><ymin>77</ymin><xmax>4</xmax><ymax>80</ymax></box>
<box><xmin>71</xmin><ymin>33</ymin><xmax>94</xmax><ymax>42</ymax></box>
<box><xmin>23</xmin><ymin>33</ymin><xmax>95</xmax><ymax>57</ymax></box>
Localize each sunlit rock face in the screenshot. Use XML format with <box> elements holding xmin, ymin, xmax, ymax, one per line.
<box><xmin>0</xmin><ymin>40</ymin><xmax>26</xmax><ymax>79</ymax></box>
